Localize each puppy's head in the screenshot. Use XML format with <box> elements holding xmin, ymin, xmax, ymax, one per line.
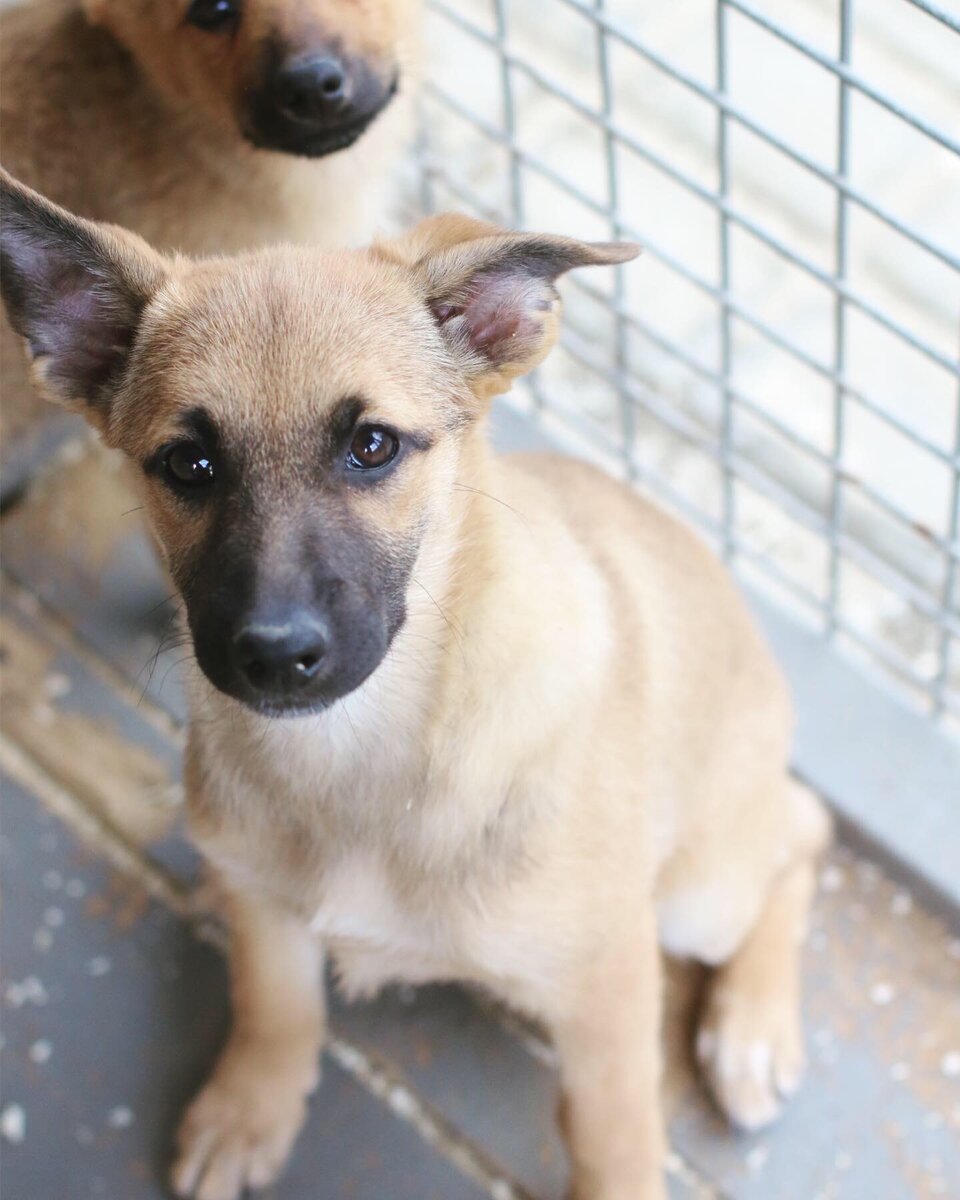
<box><xmin>82</xmin><ymin>0</ymin><xmax>415</xmax><ymax>156</ymax></box>
<box><xmin>1</xmin><ymin>173</ymin><xmax>637</xmax><ymax>716</ymax></box>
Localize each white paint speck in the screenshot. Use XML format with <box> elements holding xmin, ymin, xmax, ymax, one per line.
<box><xmin>745</xmin><ymin>1144</ymin><xmax>769</xmax><ymax>1174</ymax></box>
<box><xmin>65</xmin><ymin>879</ymin><xmax>86</xmax><ymax>899</ymax></box>
<box><xmin>28</xmin><ymin>1040</ymin><xmax>52</xmax><ymax>1065</ymax></box>
<box><xmin>42</xmin><ymin>870</ymin><xmax>62</xmax><ymax>891</ymax></box>
<box><xmin>33</xmin><ymin>928</ymin><xmax>54</xmax><ymax>953</ymax></box>
<box><xmin>870</xmin><ymin>982</ymin><xmax>895</xmax><ymax>1006</ymax></box>
<box><xmin>890</xmin><ymin>1062</ymin><xmax>911</xmax><ymax>1082</ymax></box>
<box><xmin>820</xmin><ymin>865</ymin><xmax>844</xmax><ymax>892</ymax></box>
<box><xmin>388</xmin><ymin>1086</ymin><xmax>417</xmax><ymax>1120</ymax></box>
<box><xmin>941</xmin><ymin>1052</ymin><xmax>960</xmax><ymax>1078</ymax></box>
<box><xmin>43</xmin><ymin>907</ymin><xmax>64</xmax><ymax>929</ymax></box>
<box><xmin>106</xmin><ymin>1106</ymin><xmax>133</xmax><ymax>1130</ymax></box>
<box><xmin>890</xmin><ymin>891</ymin><xmax>913</xmax><ymax>916</ymax></box>
<box><xmin>5</xmin><ymin>976</ymin><xmax>48</xmax><ymax>1008</ymax></box>
<box><xmin>0</xmin><ymin>1105</ymin><xmax>25</xmax><ymax>1145</ymax></box>
<box><xmin>87</xmin><ymin>957</ymin><xmax>111</xmax><ymax>978</ymax></box>
<box><xmin>43</xmin><ymin>672</ymin><xmax>72</xmax><ymax>700</ymax></box>
<box><xmin>835</xmin><ymin>1150</ymin><xmax>853</xmax><ymax>1171</ymax></box>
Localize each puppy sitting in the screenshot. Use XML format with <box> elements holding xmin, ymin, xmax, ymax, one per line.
<box><xmin>1</xmin><ymin>172</ymin><xmax>831</xmax><ymax>1200</ymax></box>
<box><xmin>0</xmin><ymin>0</ymin><xmax>418</xmax><ymax>471</ymax></box>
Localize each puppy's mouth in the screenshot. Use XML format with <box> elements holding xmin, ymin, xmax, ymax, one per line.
<box><xmin>243</xmin><ymin>76</ymin><xmax>399</xmax><ymax>159</ymax></box>
<box><xmin>248</xmin><ymin>698</ymin><xmax>333</xmax><ymax>719</ymax></box>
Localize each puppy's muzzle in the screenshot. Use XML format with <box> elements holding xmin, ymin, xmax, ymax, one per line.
<box><xmin>233</xmin><ymin>615</ymin><xmax>330</xmax><ymax>697</ymax></box>
<box><xmin>247</xmin><ymin>44</ymin><xmax>398</xmax><ymax>158</ymax></box>
<box><xmin>274</xmin><ymin>56</ymin><xmax>349</xmax><ymax>124</ymax></box>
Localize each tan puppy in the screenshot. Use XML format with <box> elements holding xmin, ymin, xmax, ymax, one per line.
<box><xmin>0</xmin><ymin>0</ymin><xmax>419</xmax><ymax>469</ymax></box>
<box><xmin>0</xmin><ymin>172</ymin><xmax>831</xmax><ymax>1200</ymax></box>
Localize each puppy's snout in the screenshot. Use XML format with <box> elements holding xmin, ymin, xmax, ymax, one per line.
<box><xmin>233</xmin><ymin>616</ymin><xmax>329</xmax><ymax>696</ymax></box>
<box><xmin>247</xmin><ymin>42</ymin><xmax>398</xmax><ymax>157</ymax></box>
<box><xmin>274</xmin><ymin>56</ymin><xmax>348</xmax><ymax>123</ymax></box>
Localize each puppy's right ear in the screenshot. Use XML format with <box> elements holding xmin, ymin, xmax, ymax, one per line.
<box><xmin>0</xmin><ymin>170</ymin><xmax>166</xmax><ymax>429</ymax></box>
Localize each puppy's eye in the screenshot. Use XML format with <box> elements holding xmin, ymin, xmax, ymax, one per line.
<box><xmin>186</xmin><ymin>0</ymin><xmax>239</xmax><ymax>32</ymax></box>
<box><xmin>164</xmin><ymin>442</ymin><xmax>216</xmax><ymax>490</ymax></box>
<box><xmin>347</xmin><ymin>426</ymin><xmax>399</xmax><ymax>471</ymax></box>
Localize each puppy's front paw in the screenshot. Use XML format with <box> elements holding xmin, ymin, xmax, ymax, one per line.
<box><xmin>171</xmin><ymin>1044</ymin><xmax>317</xmax><ymax>1200</ymax></box>
<box><xmin>567</xmin><ymin>1171</ymin><xmax>668</xmax><ymax>1200</ymax></box>
<box><xmin>696</xmin><ymin>988</ymin><xmax>805</xmax><ymax>1131</ymax></box>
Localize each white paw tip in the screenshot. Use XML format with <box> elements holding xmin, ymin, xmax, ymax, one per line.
<box><xmin>733</xmin><ymin>1097</ymin><xmax>782</xmax><ymax>1132</ymax></box>
<box><xmin>747</xmin><ymin>1040</ymin><xmax>773</xmax><ymax>1085</ymax></box>
<box><xmin>775</xmin><ymin>1061</ymin><xmax>804</xmax><ymax>1097</ymax></box>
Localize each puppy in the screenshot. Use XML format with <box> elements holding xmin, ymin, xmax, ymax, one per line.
<box><xmin>0</xmin><ymin>0</ymin><xmax>419</xmax><ymax>472</ymax></box>
<box><xmin>0</xmin><ymin>172</ymin><xmax>831</xmax><ymax>1200</ymax></box>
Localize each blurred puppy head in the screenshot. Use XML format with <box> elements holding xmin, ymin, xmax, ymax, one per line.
<box><xmin>82</xmin><ymin>0</ymin><xmax>418</xmax><ymax>156</ymax></box>
<box><xmin>0</xmin><ymin>172</ymin><xmax>636</xmax><ymax>716</ymax></box>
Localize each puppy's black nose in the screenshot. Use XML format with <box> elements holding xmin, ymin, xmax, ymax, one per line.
<box><xmin>234</xmin><ymin>616</ymin><xmax>329</xmax><ymax>695</ymax></box>
<box><xmin>274</xmin><ymin>56</ymin><xmax>347</xmax><ymax>123</ymax></box>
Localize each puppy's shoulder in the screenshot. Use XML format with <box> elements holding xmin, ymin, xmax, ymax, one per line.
<box><xmin>502</xmin><ymin>450</ymin><xmax>705</xmax><ymax>561</ymax></box>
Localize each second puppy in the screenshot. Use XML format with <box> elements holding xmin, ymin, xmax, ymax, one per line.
<box><xmin>1</xmin><ymin>0</ymin><xmax>419</xmax><ymax>471</ymax></box>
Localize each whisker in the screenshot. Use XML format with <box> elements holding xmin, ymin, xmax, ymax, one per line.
<box><xmin>452</xmin><ymin>481</ymin><xmax>531</xmax><ymax>531</ymax></box>
<box><xmin>409</xmin><ymin>576</ymin><xmax>466</xmax><ymax>662</ymax></box>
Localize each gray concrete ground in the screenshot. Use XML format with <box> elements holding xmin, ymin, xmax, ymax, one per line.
<box><xmin>1</xmin><ymin>432</ymin><xmax>958</xmax><ymax>1200</ymax></box>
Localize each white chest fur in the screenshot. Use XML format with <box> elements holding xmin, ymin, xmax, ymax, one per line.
<box><xmin>307</xmin><ymin>851</ymin><xmax>467</xmax><ymax>998</ymax></box>
<box><xmin>309</xmin><ymin>853</ymin><xmax>419</xmax><ymax>947</ymax></box>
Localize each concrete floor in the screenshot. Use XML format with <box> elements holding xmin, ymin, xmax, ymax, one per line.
<box><xmin>1</xmin><ymin>431</ymin><xmax>959</xmax><ymax>1200</ymax></box>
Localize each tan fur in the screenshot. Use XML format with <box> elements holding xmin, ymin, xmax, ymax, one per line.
<box><xmin>1</xmin><ymin>178</ymin><xmax>832</xmax><ymax>1200</ymax></box>
<box><xmin>0</xmin><ymin>0</ymin><xmax>420</xmax><ymax>460</ymax></box>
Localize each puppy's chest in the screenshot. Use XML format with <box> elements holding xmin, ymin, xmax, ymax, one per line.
<box><xmin>308</xmin><ymin>852</ymin><xmax>466</xmax><ymax>994</ymax></box>
<box><xmin>310</xmin><ymin>854</ymin><xmax>427</xmax><ymax>949</ymax></box>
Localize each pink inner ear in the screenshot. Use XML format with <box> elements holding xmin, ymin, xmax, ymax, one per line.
<box><xmin>459</xmin><ymin>271</ymin><xmax>549</xmax><ymax>365</ymax></box>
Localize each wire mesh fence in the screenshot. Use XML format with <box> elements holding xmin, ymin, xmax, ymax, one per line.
<box><xmin>415</xmin><ymin>0</ymin><xmax>960</xmax><ymax>729</ymax></box>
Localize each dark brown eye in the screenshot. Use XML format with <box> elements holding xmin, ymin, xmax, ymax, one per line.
<box><xmin>164</xmin><ymin>442</ymin><xmax>215</xmax><ymax>489</ymax></box>
<box><xmin>186</xmin><ymin>0</ymin><xmax>238</xmax><ymax>32</ymax></box>
<box><xmin>347</xmin><ymin>426</ymin><xmax>399</xmax><ymax>471</ymax></box>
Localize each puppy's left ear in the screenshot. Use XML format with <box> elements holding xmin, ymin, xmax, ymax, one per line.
<box><xmin>0</xmin><ymin>169</ymin><xmax>167</xmax><ymax>431</ymax></box>
<box><xmin>413</xmin><ymin>228</ymin><xmax>639</xmax><ymax>400</ymax></box>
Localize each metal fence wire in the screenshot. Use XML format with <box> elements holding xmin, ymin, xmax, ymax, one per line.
<box><xmin>415</xmin><ymin>0</ymin><xmax>960</xmax><ymax>727</ymax></box>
